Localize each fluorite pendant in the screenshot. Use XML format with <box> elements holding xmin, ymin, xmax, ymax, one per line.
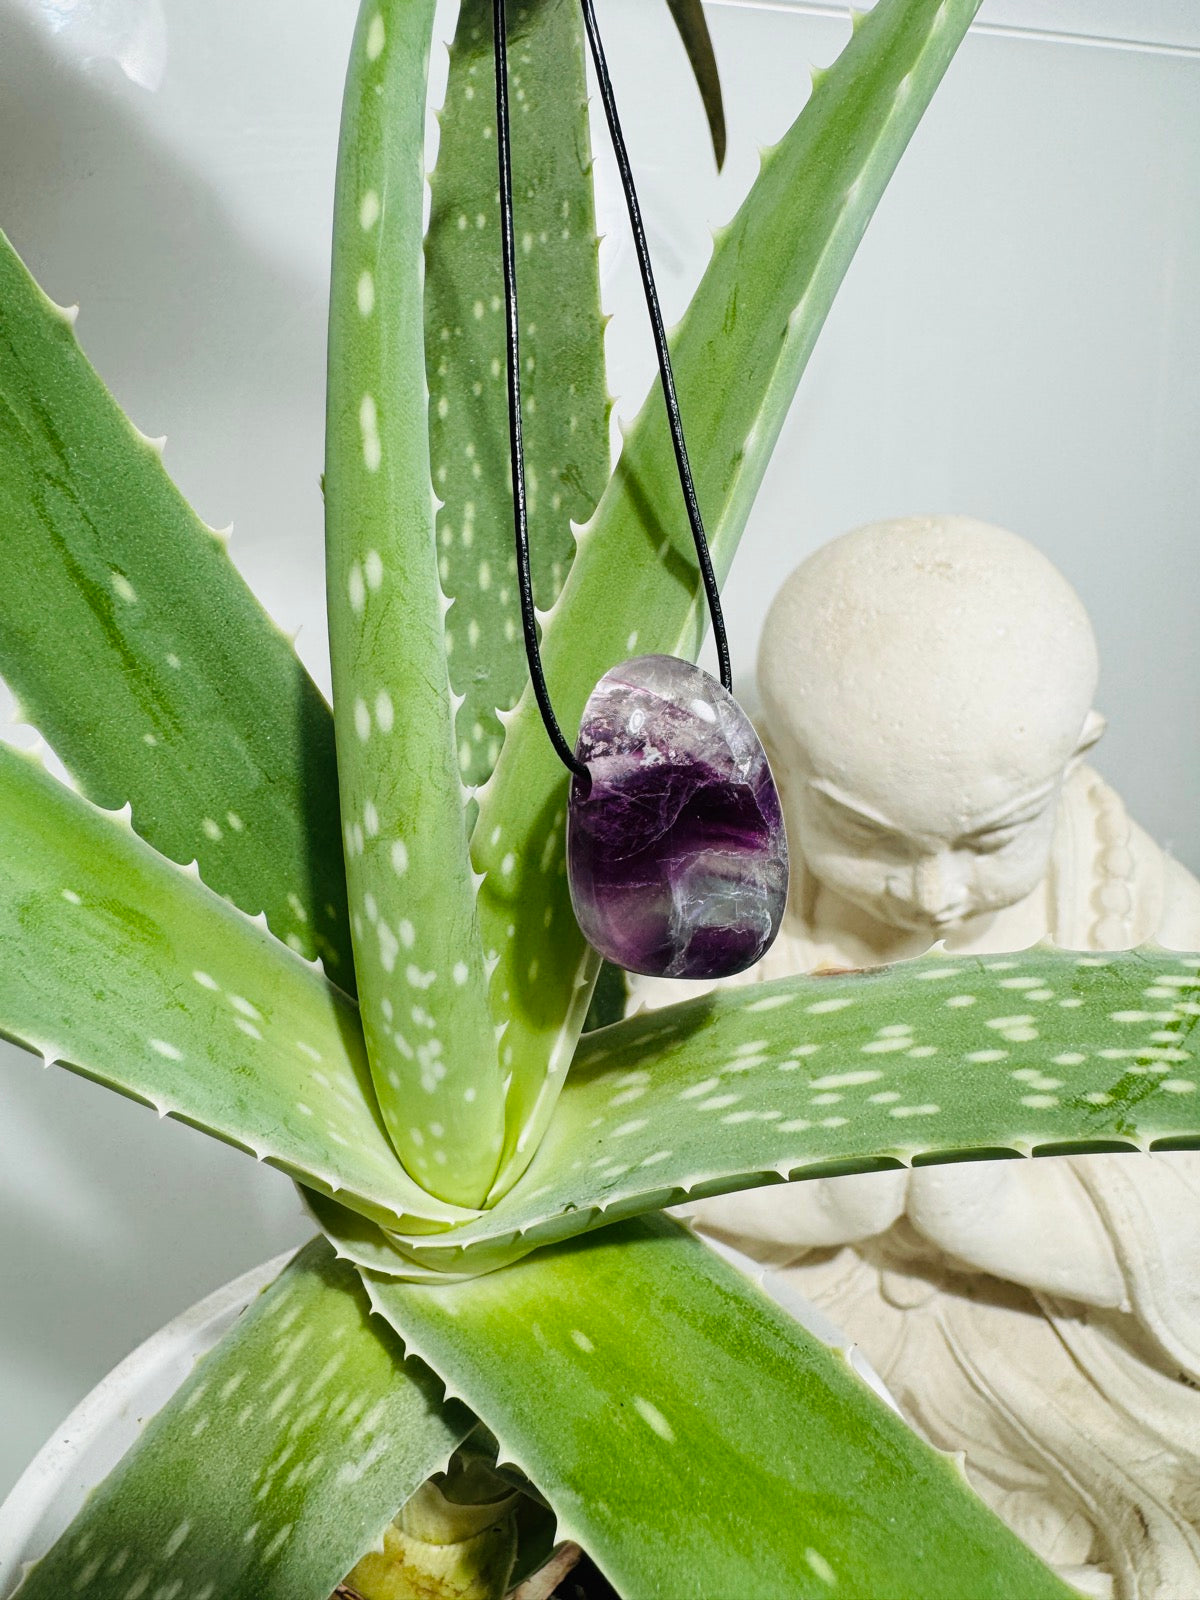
<box><xmin>566</xmin><ymin>654</ymin><xmax>789</xmax><ymax>979</ymax></box>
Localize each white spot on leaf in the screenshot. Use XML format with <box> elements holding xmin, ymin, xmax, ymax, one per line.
<box><xmin>633</xmin><ymin>1396</ymin><xmax>675</xmax><ymax>1442</ymax></box>
<box><xmin>359</xmin><ymin>394</ymin><xmax>382</xmax><ymax>472</ymax></box>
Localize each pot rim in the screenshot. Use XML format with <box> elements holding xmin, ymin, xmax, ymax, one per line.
<box><xmin>0</xmin><ymin>1250</ymin><xmax>294</xmax><ymax>1595</ymax></box>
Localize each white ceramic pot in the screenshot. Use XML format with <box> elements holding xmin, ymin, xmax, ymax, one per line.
<box><xmin>0</xmin><ymin>1241</ymin><xmax>897</xmax><ymax>1596</ymax></box>
<box><xmin>0</xmin><ymin>1253</ymin><xmax>291</xmax><ymax>1597</ymax></box>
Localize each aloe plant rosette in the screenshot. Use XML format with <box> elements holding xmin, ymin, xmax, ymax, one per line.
<box><xmin>2</xmin><ymin>0</ymin><xmax>1197</xmax><ymax>1594</ymax></box>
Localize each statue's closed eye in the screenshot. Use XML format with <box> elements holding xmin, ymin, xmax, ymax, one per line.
<box><xmin>967</xmin><ymin>824</ymin><xmax>1026</xmax><ymax>855</ymax></box>
<box><xmin>963</xmin><ymin>801</ymin><xmax>1051</xmax><ymax>854</ymax></box>
<box><xmin>812</xmin><ymin>792</ymin><xmax>904</xmax><ymax>852</ymax></box>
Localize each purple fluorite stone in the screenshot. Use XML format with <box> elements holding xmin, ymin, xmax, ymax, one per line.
<box><xmin>566</xmin><ymin>654</ymin><xmax>789</xmax><ymax>979</ymax></box>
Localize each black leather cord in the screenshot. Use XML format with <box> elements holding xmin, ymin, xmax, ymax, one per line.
<box><xmin>491</xmin><ymin>0</ymin><xmax>732</xmax><ymax>784</ymax></box>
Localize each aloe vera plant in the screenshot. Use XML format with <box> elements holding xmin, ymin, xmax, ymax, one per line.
<box><xmin>2</xmin><ymin>1</ymin><xmax>1197</xmax><ymax>1595</ymax></box>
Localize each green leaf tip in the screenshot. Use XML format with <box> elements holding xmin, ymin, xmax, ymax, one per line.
<box><xmin>665</xmin><ymin>0</ymin><xmax>728</xmax><ymax>170</ymax></box>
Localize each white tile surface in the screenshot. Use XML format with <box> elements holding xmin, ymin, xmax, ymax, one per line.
<box><xmin>0</xmin><ymin>0</ymin><xmax>1196</xmax><ymax>1503</ymax></box>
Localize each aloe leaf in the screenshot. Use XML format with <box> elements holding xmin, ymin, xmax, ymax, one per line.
<box><xmin>15</xmin><ymin>1239</ymin><xmax>473</xmax><ymax>1600</ymax></box>
<box><xmin>472</xmin><ymin>0</ymin><xmax>984</xmax><ymax>1198</ymax></box>
<box><xmin>0</xmin><ymin>742</ymin><xmax>471</xmax><ymax>1229</ymax></box>
<box><xmin>326</xmin><ymin>0</ymin><xmax>505</xmax><ymax>1207</ymax></box>
<box><xmin>0</xmin><ymin>230</ymin><xmax>352</xmax><ymax>984</ymax></box>
<box><xmin>428</xmin><ymin>0</ymin><xmax>609</xmax><ymax>795</ymax></box>
<box><xmin>367</xmin><ymin>1214</ymin><xmax>1071</xmax><ymax>1598</ymax></box>
<box><xmin>328</xmin><ymin>945</ymin><xmax>1200</xmax><ymax>1275</ymax></box>
<box><xmin>665</xmin><ymin>0</ymin><xmax>727</xmax><ymax>170</ymax></box>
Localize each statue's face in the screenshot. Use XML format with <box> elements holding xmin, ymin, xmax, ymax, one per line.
<box><xmin>792</xmin><ymin>772</ymin><xmax>1061</xmax><ymax>933</ymax></box>
<box><xmin>756</xmin><ymin>518</ymin><xmax>1105</xmax><ymax>936</ymax></box>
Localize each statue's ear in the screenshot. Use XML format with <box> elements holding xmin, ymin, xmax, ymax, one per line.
<box><xmin>1065</xmin><ymin>708</ymin><xmax>1106</xmax><ymax>777</ymax></box>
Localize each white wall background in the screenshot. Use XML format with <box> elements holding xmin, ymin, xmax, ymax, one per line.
<box><xmin>0</xmin><ymin>0</ymin><xmax>1196</xmax><ymax>1502</ymax></box>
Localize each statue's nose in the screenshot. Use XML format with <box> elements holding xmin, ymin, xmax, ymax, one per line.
<box><xmin>911</xmin><ymin>855</ymin><xmax>968</xmax><ymax>922</ymax></box>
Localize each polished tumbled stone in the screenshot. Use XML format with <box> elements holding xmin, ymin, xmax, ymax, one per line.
<box><xmin>566</xmin><ymin>654</ymin><xmax>789</xmax><ymax>979</ymax></box>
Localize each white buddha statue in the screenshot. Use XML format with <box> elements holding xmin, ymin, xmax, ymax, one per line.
<box><xmin>629</xmin><ymin>516</ymin><xmax>1200</xmax><ymax>1599</ymax></box>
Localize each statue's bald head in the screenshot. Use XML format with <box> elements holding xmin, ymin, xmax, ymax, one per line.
<box><xmin>759</xmin><ymin>517</ymin><xmax>1104</xmax><ymax>932</ymax></box>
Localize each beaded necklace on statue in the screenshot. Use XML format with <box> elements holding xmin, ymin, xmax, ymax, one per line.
<box><xmin>491</xmin><ymin>0</ymin><xmax>788</xmax><ymax>980</ymax></box>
